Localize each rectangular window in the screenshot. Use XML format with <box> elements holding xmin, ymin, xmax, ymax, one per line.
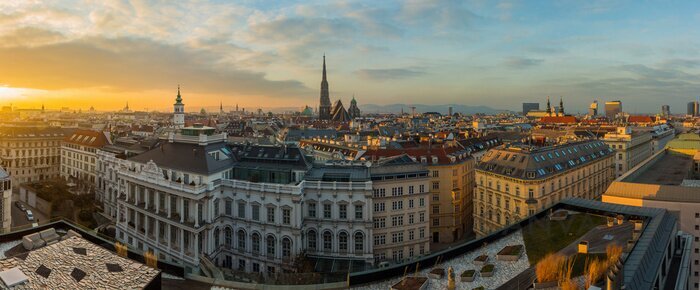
<box><xmin>283</xmin><ymin>209</ymin><xmax>291</xmax><ymax>225</ymax></box>
<box><xmin>355</xmin><ymin>205</ymin><xmax>363</xmax><ymax>219</ymax></box>
<box><xmin>324</xmin><ymin>204</ymin><xmax>332</xmax><ymax>219</ymax></box>
<box><xmin>308</xmin><ymin>203</ymin><xmax>316</xmax><ymax>218</ymax></box>
<box><xmin>267</xmin><ymin>207</ymin><xmax>275</xmax><ymax>223</ymax></box>
<box><xmin>339</xmin><ymin>204</ymin><xmax>347</xmax><ymax>219</ymax></box>
<box><xmin>408</xmin><ymin>186</ymin><xmax>414</xmax><ymax>194</ymax></box>
<box><xmin>252</xmin><ymin>205</ymin><xmax>260</xmax><ymax>221</ymax></box>
<box><xmin>238</xmin><ymin>203</ymin><xmax>245</xmax><ymax>218</ymax></box>
<box><xmin>225</xmin><ymin>200</ymin><xmax>232</xmax><ymax>215</ymax></box>
<box><xmin>432</xmin><ymin>181</ymin><xmax>440</xmax><ymax>190</ymax></box>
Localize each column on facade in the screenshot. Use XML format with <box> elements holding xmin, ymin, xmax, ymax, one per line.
<box><xmin>195</xmin><ymin>232</ymin><xmax>200</xmax><ymax>261</ymax></box>
<box><xmin>180</xmin><ymin>228</ymin><xmax>185</xmax><ymax>255</ymax></box>
<box><xmin>145</xmin><ymin>189</ymin><xmax>150</xmax><ymax>209</ymax></box>
<box><xmin>134</xmin><ymin>186</ymin><xmax>139</xmax><ymax>206</ymax></box>
<box><xmin>167</xmin><ymin>193</ymin><xmax>172</xmax><ymax>218</ymax></box>
<box><xmin>145</xmin><ymin>215</ymin><xmax>150</xmax><ymax>237</ymax></box>
<box><xmin>167</xmin><ymin>224</ymin><xmax>172</xmax><ymax>249</ymax></box>
<box><xmin>116</xmin><ymin>204</ymin><xmax>121</xmax><ymax>224</ymax></box>
<box><xmin>155</xmin><ymin>191</ymin><xmax>160</xmax><ymax>212</ymax></box>
<box><xmin>179</xmin><ymin>197</ymin><xmax>184</xmax><ymax>223</ymax></box>
<box><xmin>156</xmin><ymin>220</ymin><xmax>160</xmax><ymax>244</ymax></box>
<box><xmin>194</xmin><ymin>202</ymin><xmax>199</xmax><ymax>228</ymax></box>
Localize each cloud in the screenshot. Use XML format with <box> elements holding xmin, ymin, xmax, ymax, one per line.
<box><xmin>355</xmin><ymin>67</ymin><xmax>426</xmax><ymax>81</ymax></box>
<box><xmin>0</xmin><ymin>27</ymin><xmax>65</xmax><ymax>48</ymax></box>
<box><xmin>0</xmin><ymin>37</ymin><xmax>311</xmax><ymax>97</ymax></box>
<box><xmin>504</xmin><ymin>57</ymin><xmax>544</xmax><ymax>68</ymax></box>
<box><xmin>398</xmin><ymin>0</ymin><xmax>481</xmax><ymax>31</ymax></box>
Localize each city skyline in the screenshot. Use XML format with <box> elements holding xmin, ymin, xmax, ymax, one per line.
<box><xmin>1</xmin><ymin>1</ymin><xmax>700</xmax><ymax>113</ymax></box>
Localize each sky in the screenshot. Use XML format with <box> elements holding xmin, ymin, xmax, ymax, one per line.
<box><xmin>1</xmin><ymin>0</ymin><xmax>700</xmax><ymax>113</ymax></box>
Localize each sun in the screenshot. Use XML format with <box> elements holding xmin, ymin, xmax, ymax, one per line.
<box><xmin>0</xmin><ymin>86</ymin><xmax>45</xmax><ymax>102</ymax></box>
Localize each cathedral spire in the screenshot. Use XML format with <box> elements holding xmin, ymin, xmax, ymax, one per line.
<box><xmin>559</xmin><ymin>97</ymin><xmax>564</xmax><ymax>115</ymax></box>
<box><xmin>319</xmin><ymin>54</ymin><xmax>331</xmax><ymax>120</ymax></box>
<box><xmin>546</xmin><ymin>96</ymin><xmax>551</xmax><ymax>116</ymax></box>
<box><xmin>322</xmin><ymin>54</ymin><xmax>327</xmax><ymax>82</ymax></box>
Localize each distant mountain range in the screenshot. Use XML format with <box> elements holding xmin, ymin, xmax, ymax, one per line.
<box><xmin>358</xmin><ymin>104</ymin><xmax>504</xmax><ymax>115</ymax></box>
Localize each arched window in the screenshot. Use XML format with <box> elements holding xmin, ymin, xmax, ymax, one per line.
<box><xmin>323</xmin><ymin>231</ymin><xmax>332</xmax><ymax>252</ymax></box>
<box><xmin>214</xmin><ymin>228</ymin><xmax>220</xmax><ymax>249</ymax></box>
<box><xmin>282</xmin><ymin>237</ymin><xmax>292</xmax><ymax>258</ymax></box>
<box><xmin>338</xmin><ymin>232</ymin><xmax>348</xmax><ymax>252</ymax></box>
<box><xmin>252</xmin><ymin>233</ymin><xmax>261</xmax><ymax>254</ymax></box>
<box><xmin>224</xmin><ymin>227</ymin><xmax>232</xmax><ymax>248</ymax></box>
<box><xmin>354</xmin><ymin>232</ymin><xmax>364</xmax><ymax>252</ymax></box>
<box><xmin>236</xmin><ymin>229</ymin><xmax>244</xmax><ymax>251</ymax></box>
<box><xmin>266</xmin><ymin>235</ymin><xmax>276</xmax><ymax>257</ymax></box>
<box><xmin>308</xmin><ymin>230</ymin><xmax>317</xmax><ymax>250</ymax></box>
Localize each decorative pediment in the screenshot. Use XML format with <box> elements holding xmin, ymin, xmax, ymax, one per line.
<box><xmin>141</xmin><ymin>160</ymin><xmax>164</xmax><ymax>180</ymax></box>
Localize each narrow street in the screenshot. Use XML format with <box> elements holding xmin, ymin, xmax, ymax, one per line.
<box><xmin>10</xmin><ymin>194</ymin><xmax>48</xmax><ymax>229</ymax></box>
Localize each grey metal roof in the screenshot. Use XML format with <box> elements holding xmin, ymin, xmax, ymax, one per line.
<box><xmin>305</xmin><ymin>165</ymin><xmax>370</xmax><ymax>182</ymax></box>
<box><xmin>477</xmin><ymin>140</ymin><xmax>613</xmax><ymax>180</ymax></box>
<box><xmin>129</xmin><ymin>142</ymin><xmax>235</xmax><ymax>175</ymax></box>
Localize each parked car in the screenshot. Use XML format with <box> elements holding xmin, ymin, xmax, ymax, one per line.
<box><xmin>15</xmin><ymin>201</ymin><xmax>26</xmax><ymax>212</ymax></box>
<box><xmin>26</xmin><ymin>210</ymin><xmax>34</xmax><ymax>221</ymax></box>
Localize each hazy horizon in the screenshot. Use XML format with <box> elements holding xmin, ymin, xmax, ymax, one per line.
<box><xmin>1</xmin><ymin>1</ymin><xmax>699</xmax><ymax>113</ymax></box>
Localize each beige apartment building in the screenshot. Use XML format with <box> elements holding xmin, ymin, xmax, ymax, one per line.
<box><xmin>369</xmin><ymin>155</ymin><xmax>431</xmax><ymax>263</ymax></box>
<box><xmin>61</xmin><ymin>129</ymin><xmax>111</xmax><ymax>186</ymax></box>
<box><xmin>602</xmin><ymin>127</ymin><xmax>652</xmax><ymax>177</ymax></box>
<box><xmin>0</xmin><ymin>126</ymin><xmax>70</xmax><ymax>186</ymax></box>
<box><xmin>474</xmin><ymin>140</ymin><xmax>615</xmax><ymax>236</ymax></box>
<box><xmin>362</xmin><ymin>144</ymin><xmax>475</xmax><ymax>247</ymax></box>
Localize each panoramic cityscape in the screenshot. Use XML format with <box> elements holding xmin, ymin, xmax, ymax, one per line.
<box><xmin>1</xmin><ymin>1</ymin><xmax>700</xmax><ymax>290</ymax></box>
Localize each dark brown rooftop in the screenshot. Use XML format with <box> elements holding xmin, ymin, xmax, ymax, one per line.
<box><xmin>627</xmin><ymin>153</ymin><xmax>693</xmax><ymax>185</ymax></box>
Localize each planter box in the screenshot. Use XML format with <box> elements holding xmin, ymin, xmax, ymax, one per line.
<box><xmin>480</xmin><ymin>264</ymin><xmax>494</xmax><ymax>278</ymax></box>
<box><xmin>578</xmin><ymin>241</ymin><xmax>589</xmax><ymax>254</ymax></box>
<box><xmin>428</xmin><ymin>268</ymin><xmax>445</xmax><ymax>279</ymax></box>
<box><xmin>460</xmin><ymin>270</ymin><xmax>476</xmax><ymax>282</ymax></box>
<box><xmin>532</xmin><ymin>281</ymin><xmax>558</xmax><ymax>289</ymax></box>
<box><xmin>496</xmin><ymin>245</ymin><xmax>524</xmax><ymax>261</ymax></box>
<box><xmin>473</xmin><ymin>255</ymin><xmax>489</xmax><ymax>266</ymax></box>
<box><xmin>391</xmin><ymin>276</ymin><xmax>429</xmax><ymax>290</ymax></box>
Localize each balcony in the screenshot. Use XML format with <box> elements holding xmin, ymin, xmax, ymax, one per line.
<box><xmin>222</xmin><ymin>179</ymin><xmax>303</xmax><ymax>195</ymax></box>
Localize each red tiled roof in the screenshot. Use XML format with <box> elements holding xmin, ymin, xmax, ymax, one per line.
<box><xmin>63</xmin><ymin>129</ymin><xmax>110</xmax><ymax>147</ymax></box>
<box><xmin>539</xmin><ymin>116</ymin><xmax>577</xmax><ymax>124</ymax></box>
<box><xmin>628</xmin><ymin>115</ymin><xmax>654</xmax><ymax>123</ymax></box>
<box><xmin>360</xmin><ymin>145</ymin><xmax>470</xmax><ymax>165</ymax></box>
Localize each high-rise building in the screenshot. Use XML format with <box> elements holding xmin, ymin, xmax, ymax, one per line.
<box><xmin>173</xmin><ymin>86</ymin><xmax>185</xmax><ymax>128</ymax></box>
<box><xmin>522</xmin><ymin>103</ymin><xmax>539</xmax><ymax>115</ymax></box>
<box><xmin>319</xmin><ymin>55</ymin><xmax>332</xmax><ymax>120</ymax></box>
<box><xmin>0</xmin><ymin>167</ymin><xmax>11</xmax><ymax>231</ymax></box>
<box><xmin>589</xmin><ymin>101</ymin><xmax>598</xmax><ymax>116</ymax></box>
<box><xmin>473</xmin><ymin>140</ymin><xmax>615</xmax><ymax>236</ymax></box>
<box><xmin>661</xmin><ymin>105</ymin><xmax>670</xmax><ymax>117</ymax></box>
<box><xmin>688</xmin><ymin>101</ymin><xmax>699</xmax><ymax>117</ymax></box>
<box><xmin>605</xmin><ymin>100</ymin><xmax>622</xmax><ymax>120</ymax></box>
<box><xmin>687</xmin><ymin>102</ymin><xmax>696</xmax><ymax>116</ymax></box>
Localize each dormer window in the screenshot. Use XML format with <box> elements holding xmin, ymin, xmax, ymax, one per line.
<box><xmin>526</xmin><ymin>171</ymin><xmax>536</xmax><ymax>179</ymax></box>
